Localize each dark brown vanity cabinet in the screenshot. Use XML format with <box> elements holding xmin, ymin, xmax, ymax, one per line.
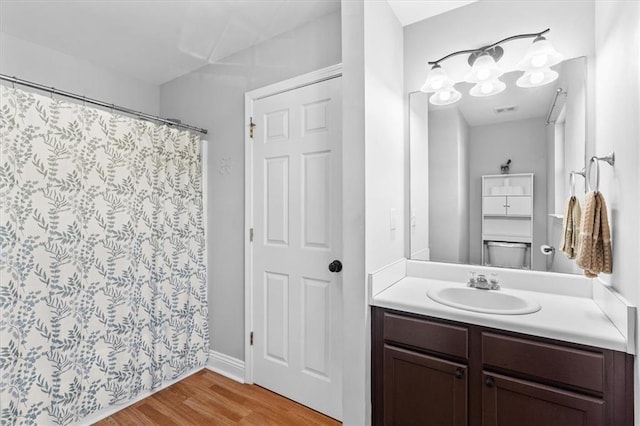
<box><xmin>372</xmin><ymin>307</ymin><xmax>634</xmax><ymax>426</ymax></box>
<box><xmin>383</xmin><ymin>346</ymin><xmax>467</xmax><ymax>426</ymax></box>
<box><xmin>482</xmin><ymin>372</ymin><xmax>604</xmax><ymax>426</ymax></box>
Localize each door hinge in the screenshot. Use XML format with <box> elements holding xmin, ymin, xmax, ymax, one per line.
<box><xmin>249</xmin><ymin>228</ymin><xmax>254</xmax><ymax>242</ymax></box>
<box><xmin>249</xmin><ymin>117</ymin><xmax>256</xmax><ymax>139</ymax></box>
<box><xmin>250</xmin><ymin>331</ymin><xmax>254</xmax><ymax>346</ymax></box>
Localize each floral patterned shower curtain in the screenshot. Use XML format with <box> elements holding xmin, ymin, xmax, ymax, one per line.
<box><xmin>0</xmin><ymin>85</ymin><xmax>208</xmax><ymax>425</ymax></box>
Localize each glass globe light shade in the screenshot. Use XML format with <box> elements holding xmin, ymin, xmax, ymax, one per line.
<box><xmin>429</xmin><ymin>87</ymin><xmax>462</xmax><ymax>106</ymax></box>
<box><xmin>516</xmin><ymin>36</ymin><xmax>564</xmax><ymax>71</ymax></box>
<box><xmin>516</xmin><ymin>68</ymin><xmax>559</xmax><ymax>88</ymax></box>
<box><xmin>469</xmin><ymin>78</ymin><xmax>506</xmax><ymax>97</ymax></box>
<box><xmin>465</xmin><ymin>52</ymin><xmax>504</xmax><ymax>83</ymax></box>
<box><xmin>420</xmin><ymin>64</ymin><xmax>454</xmax><ymax>93</ymax></box>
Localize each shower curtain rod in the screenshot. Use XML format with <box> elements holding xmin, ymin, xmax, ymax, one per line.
<box><xmin>0</xmin><ymin>74</ymin><xmax>208</xmax><ymax>135</ymax></box>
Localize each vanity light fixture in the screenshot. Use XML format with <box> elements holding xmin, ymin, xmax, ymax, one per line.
<box><xmin>420</xmin><ymin>28</ymin><xmax>563</xmax><ymax>106</ymax></box>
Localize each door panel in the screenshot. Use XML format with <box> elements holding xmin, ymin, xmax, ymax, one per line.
<box><xmin>265</xmin><ymin>157</ymin><xmax>289</xmax><ymax>246</ymax></box>
<box><xmin>302</xmin><ymin>151</ymin><xmax>331</xmax><ymax>249</ymax></box>
<box><xmin>264</xmin><ymin>272</ymin><xmax>289</xmax><ymax>365</ymax></box>
<box><xmin>265</xmin><ymin>109</ymin><xmax>289</xmax><ymax>142</ymax></box>
<box><xmin>251</xmin><ymin>77</ymin><xmax>342</xmax><ymax>420</ymax></box>
<box><xmin>302</xmin><ymin>277</ymin><xmax>331</xmax><ymax>379</ymax></box>
<box><xmin>303</xmin><ymin>99</ymin><xmax>330</xmax><ymax>134</ymax></box>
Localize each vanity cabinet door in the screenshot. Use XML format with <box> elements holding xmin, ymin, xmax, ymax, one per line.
<box><xmin>383</xmin><ymin>345</ymin><xmax>467</xmax><ymax>426</ymax></box>
<box><xmin>505</xmin><ymin>196</ymin><xmax>532</xmax><ymax>216</ymax></box>
<box><xmin>482</xmin><ymin>197</ymin><xmax>507</xmax><ymax>215</ymax></box>
<box><xmin>482</xmin><ymin>196</ymin><xmax>532</xmax><ymax>216</ymax></box>
<box><xmin>482</xmin><ymin>373</ymin><xmax>605</xmax><ymax>426</ymax></box>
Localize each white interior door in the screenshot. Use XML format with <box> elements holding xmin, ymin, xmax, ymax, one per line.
<box><xmin>250</xmin><ymin>76</ymin><xmax>342</xmax><ymax>420</ymax></box>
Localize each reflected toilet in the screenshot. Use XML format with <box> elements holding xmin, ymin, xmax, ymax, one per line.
<box><xmin>486</xmin><ymin>241</ymin><xmax>528</xmax><ymax>268</ymax></box>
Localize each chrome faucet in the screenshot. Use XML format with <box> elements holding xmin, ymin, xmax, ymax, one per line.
<box><xmin>467</xmin><ymin>272</ymin><xmax>500</xmax><ymax>290</ymax></box>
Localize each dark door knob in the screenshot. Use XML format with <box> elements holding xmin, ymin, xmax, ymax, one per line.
<box><xmin>485</xmin><ymin>376</ymin><xmax>494</xmax><ymax>388</ymax></box>
<box><xmin>328</xmin><ymin>260</ymin><xmax>342</xmax><ymax>273</ymax></box>
<box><xmin>455</xmin><ymin>369</ymin><xmax>464</xmax><ymax>379</ymax></box>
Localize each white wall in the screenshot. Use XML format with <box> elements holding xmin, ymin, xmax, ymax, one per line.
<box><xmin>458</xmin><ymin>110</ymin><xmax>470</xmax><ymax>264</ymax></box>
<box><xmin>468</xmin><ymin>118</ymin><xmax>548</xmax><ymax>270</ymax></box>
<box><xmin>364</xmin><ymin>4</ymin><xmax>405</xmax><ymax>274</ymax></box>
<box><xmin>409</xmin><ymin>94</ymin><xmax>429</xmax><ymax>260</ymax></box>
<box><xmin>547</xmin><ymin>58</ymin><xmax>587</xmax><ymax>275</ymax></box>
<box><xmin>561</xmin><ymin>59</ymin><xmax>588</xmax><ymax>200</ymax></box>
<box><xmin>0</xmin><ymin>33</ymin><xmax>159</xmax><ymax>114</ymax></box>
<box><xmin>340</xmin><ymin>0</ymin><xmax>404</xmax><ymax>423</ymax></box>
<box><xmin>340</xmin><ymin>1</ymin><xmax>367</xmax><ymax>423</ymax></box>
<box><xmin>548</xmin><ymin>57</ymin><xmax>588</xmax><ymax>216</ymax></box>
<box><xmin>593</xmin><ymin>1</ymin><xmax>640</xmax><ymax>419</ymax></box>
<box><xmin>363</xmin><ymin>1</ymin><xmax>405</xmax><ymax>416</ymax></box>
<box><xmin>428</xmin><ymin>107</ymin><xmax>469</xmax><ymax>264</ymax></box>
<box><xmin>159</xmin><ymin>12</ymin><xmax>341</xmax><ymax>362</ymax></box>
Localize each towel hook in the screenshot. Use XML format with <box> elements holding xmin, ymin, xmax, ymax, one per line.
<box><xmin>586</xmin><ymin>152</ymin><xmax>615</xmax><ymax>192</ymax></box>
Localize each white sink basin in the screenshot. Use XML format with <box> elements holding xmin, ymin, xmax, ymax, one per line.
<box><xmin>427</xmin><ymin>287</ymin><xmax>541</xmax><ymax>315</ymax></box>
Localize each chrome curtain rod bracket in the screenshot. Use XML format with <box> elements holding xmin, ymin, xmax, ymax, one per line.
<box><xmin>545</xmin><ymin>87</ymin><xmax>567</xmax><ymax>126</ymax></box>
<box><xmin>0</xmin><ymin>73</ymin><xmax>208</xmax><ymax>135</ymax></box>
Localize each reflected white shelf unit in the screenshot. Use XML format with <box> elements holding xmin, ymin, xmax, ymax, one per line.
<box><xmin>481</xmin><ymin>173</ymin><xmax>534</xmax><ymax>268</ymax></box>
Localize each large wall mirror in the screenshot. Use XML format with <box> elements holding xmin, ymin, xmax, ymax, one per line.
<box><xmin>407</xmin><ymin>1</ymin><xmax>592</xmax><ymax>275</ymax></box>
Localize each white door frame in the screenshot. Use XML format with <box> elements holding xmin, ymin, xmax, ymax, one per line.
<box><xmin>244</xmin><ymin>63</ymin><xmax>343</xmax><ymax>384</ymax></box>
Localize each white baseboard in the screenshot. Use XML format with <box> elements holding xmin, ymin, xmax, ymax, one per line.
<box><xmin>205</xmin><ymin>350</ymin><xmax>245</xmax><ymax>383</ymax></box>
<box><xmin>77</xmin><ymin>350</ymin><xmax>245</xmax><ymax>425</ymax></box>
<box><xmin>77</xmin><ymin>366</ymin><xmax>204</xmax><ymax>426</ymax></box>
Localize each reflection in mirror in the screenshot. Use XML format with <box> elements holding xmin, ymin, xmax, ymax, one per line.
<box><xmin>409</xmin><ymin>57</ymin><xmax>586</xmax><ymax>274</ymax></box>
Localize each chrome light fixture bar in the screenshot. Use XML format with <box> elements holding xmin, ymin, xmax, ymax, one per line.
<box><xmin>421</xmin><ymin>28</ymin><xmax>564</xmax><ymax>106</ymax></box>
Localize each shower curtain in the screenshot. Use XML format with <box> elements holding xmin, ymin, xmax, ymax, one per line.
<box><xmin>0</xmin><ymin>86</ymin><xmax>208</xmax><ymax>425</ymax></box>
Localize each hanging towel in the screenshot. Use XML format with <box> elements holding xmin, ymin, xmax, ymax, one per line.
<box><xmin>559</xmin><ymin>196</ymin><xmax>582</xmax><ymax>259</ymax></box>
<box><xmin>576</xmin><ymin>191</ymin><xmax>613</xmax><ymax>277</ymax></box>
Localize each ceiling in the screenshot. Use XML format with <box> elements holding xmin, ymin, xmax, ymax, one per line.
<box><xmin>386</xmin><ymin>0</ymin><xmax>478</xmax><ymax>26</ymax></box>
<box><xmin>0</xmin><ymin>0</ymin><xmax>340</xmax><ymax>85</ymax></box>
<box><xmin>0</xmin><ymin>0</ymin><xmax>485</xmax><ymax>86</ymax></box>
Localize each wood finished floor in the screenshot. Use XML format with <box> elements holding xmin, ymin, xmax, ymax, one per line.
<box><xmin>95</xmin><ymin>369</ymin><xmax>341</xmax><ymax>425</ymax></box>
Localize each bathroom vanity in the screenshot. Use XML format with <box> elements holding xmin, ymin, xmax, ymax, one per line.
<box><xmin>370</xmin><ymin>261</ymin><xmax>635</xmax><ymax>426</ymax></box>
<box><xmin>372</xmin><ymin>308</ymin><xmax>632</xmax><ymax>425</ymax></box>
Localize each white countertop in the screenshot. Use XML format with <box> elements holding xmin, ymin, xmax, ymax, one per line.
<box><xmin>372</xmin><ymin>276</ymin><xmax>628</xmax><ymax>352</ymax></box>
